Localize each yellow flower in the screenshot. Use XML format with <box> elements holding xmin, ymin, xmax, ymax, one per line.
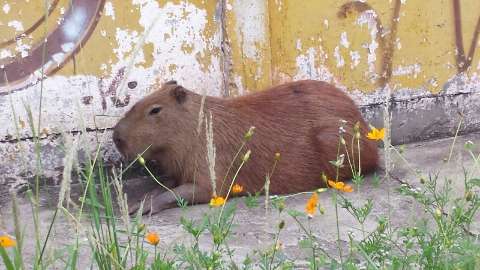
<box><xmin>305</xmin><ymin>192</ymin><xmax>319</xmax><ymax>217</ymax></box>
<box><xmin>232</xmin><ymin>184</ymin><xmax>244</xmax><ymax>194</ymax></box>
<box><xmin>366</xmin><ymin>127</ymin><xmax>385</xmax><ymax>141</ymax></box>
<box><xmin>145</xmin><ymin>231</ymin><xmax>160</xmax><ymax>246</ymax></box>
<box><xmin>0</xmin><ymin>235</ymin><xmax>16</xmax><ymax>248</ymax></box>
<box><xmin>328</xmin><ymin>180</ymin><xmax>354</xmax><ymax>193</ymax></box>
<box><xmin>209</xmin><ymin>196</ymin><xmax>226</xmax><ymax>207</ymax></box>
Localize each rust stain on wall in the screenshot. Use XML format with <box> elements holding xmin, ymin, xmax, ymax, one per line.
<box><xmin>453</xmin><ymin>0</ymin><xmax>480</xmax><ymax>73</ymax></box>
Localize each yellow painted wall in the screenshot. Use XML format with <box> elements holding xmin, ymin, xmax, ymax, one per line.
<box><xmin>0</xmin><ymin>0</ymin><xmax>220</xmax><ymax>89</ymax></box>
<box><xmin>0</xmin><ymin>0</ymin><xmax>479</xmax><ymax>94</ymax></box>
<box><xmin>229</xmin><ymin>0</ymin><xmax>480</xmax><ymax>93</ymax></box>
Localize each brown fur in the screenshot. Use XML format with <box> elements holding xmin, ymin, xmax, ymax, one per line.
<box><xmin>113</xmin><ymin>80</ymin><xmax>379</xmax><ymax>214</ymax></box>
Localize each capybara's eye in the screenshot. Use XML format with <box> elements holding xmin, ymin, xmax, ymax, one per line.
<box><xmin>149</xmin><ymin>106</ymin><xmax>162</xmax><ymax>115</ymax></box>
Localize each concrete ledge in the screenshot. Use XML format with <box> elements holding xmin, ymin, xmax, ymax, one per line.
<box><xmin>1</xmin><ymin>85</ymin><xmax>480</xmax><ymax>187</ymax></box>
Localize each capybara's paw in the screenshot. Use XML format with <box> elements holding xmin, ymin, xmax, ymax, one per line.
<box><xmin>128</xmin><ymin>189</ymin><xmax>164</xmax><ymax>216</ymax></box>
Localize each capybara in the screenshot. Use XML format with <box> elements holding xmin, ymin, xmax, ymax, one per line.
<box><xmin>113</xmin><ymin>80</ymin><xmax>379</xmax><ymax>214</ymax></box>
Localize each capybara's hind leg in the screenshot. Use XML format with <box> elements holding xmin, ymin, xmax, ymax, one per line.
<box><xmin>128</xmin><ymin>184</ymin><xmax>211</xmax><ymax>215</ymax></box>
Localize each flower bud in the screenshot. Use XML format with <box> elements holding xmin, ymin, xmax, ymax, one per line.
<box><xmin>138</xmin><ymin>156</ymin><xmax>145</xmax><ymax>166</ymax></box>
<box><xmin>242</xmin><ymin>150</ymin><xmax>252</xmax><ymax>162</ymax></box>
<box><xmin>244</xmin><ymin>126</ymin><xmax>255</xmax><ymax>141</ymax></box>
<box><xmin>277</xmin><ymin>201</ymin><xmax>285</xmax><ymax>212</ymax></box>
<box><xmin>464</xmin><ymin>140</ymin><xmax>474</xmax><ymax>151</ymax></box>
<box><xmin>420</xmin><ymin>177</ymin><xmax>426</xmax><ymax>184</ymax></box>
<box><xmin>353</xmin><ymin>121</ymin><xmax>360</xmax><ymax>132</ymax></box>
<box><xmin>321</xmin><ymin>173</ymin><xmax>328</xmax><ymax>184</ymax></box>
<box><xmin>465</xmin><ymin>191</ymin><xmax>474</xmax><ymax>201</ymax></box>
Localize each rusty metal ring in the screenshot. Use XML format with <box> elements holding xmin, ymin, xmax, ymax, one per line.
<box><xmin>0</xmin><ymin>0</ymin><xmax>106</xmax><ymax>92</ymax></box>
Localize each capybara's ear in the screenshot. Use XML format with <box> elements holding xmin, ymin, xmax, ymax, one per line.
<box><xmin>164</xmin><ymin>80</ymin><xmax>177</xmax><ymax>86</ymax></box>
<box><xmin>170</xmin><ymin>85</ymin><xmax>187</xmax><ymax>104</ymax></box>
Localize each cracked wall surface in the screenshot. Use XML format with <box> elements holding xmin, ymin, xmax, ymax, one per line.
<box><xmin>0</xmin><ymin>0</ymin><xmax>479</xmax><ymax>190</ymax></box>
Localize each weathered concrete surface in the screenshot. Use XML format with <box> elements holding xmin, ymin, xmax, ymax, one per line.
<box><xmin>0</xmin><ymin>131</ymin><xmax>119</xmax><ymax>196</ymax></box>
<box><xmin>1</xmin><ymin>132</ymin><xmax>479</xmax><ymax>268</ymax></box>
<box><xmin>1</xmin><ymin>0</ymin><xmax>480</xmax><ymax>184</ymax></box>
<box><xmin>363</xmin><ymin>76</ymin><xmax>480</xmax><ymax>144</ymax></box>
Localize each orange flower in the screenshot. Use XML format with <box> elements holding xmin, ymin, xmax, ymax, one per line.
<box><xmin>209</xmin><ymin>196</ymin><xmax>226</xmax><ymax>207</ymax></box>
<box><xmin>366</xmin><ymin>127</ymin><xmax>385</xmax><ymax>141</ymax></box>
<box><xmin>232</xmin><ymin>184</ymin><xmax>244</xmax><ymax>194</ymax></box>
<box><xmin>328</xmin><ymin>180</ymin><xmax>354</xmax><ymax>193</ymax></box>
<box><xmin>145</xmin><ymin>231</ymin><xmax>160</xmax><ymax>246</ymax></box>
<box><xmin>305</xmin><ymin>192</ymin><xmax>319</xmax><ymax>217</ymax></box>
<box><xmin>0</xmin><ymin>235</ymin><xmax>16</xmax><ymax>248</ymax></box>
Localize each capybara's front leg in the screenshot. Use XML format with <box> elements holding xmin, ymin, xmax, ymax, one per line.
<box><xmin>128</xmin><ymin>184</ymin><xmax>211</xmax><ymax>215</ymax></box>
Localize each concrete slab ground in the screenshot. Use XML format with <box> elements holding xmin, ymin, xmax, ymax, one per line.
<box><xmin>0</xmin><ymin>132</ymin><xmax>479</xmax><ymax>269</ymax></box>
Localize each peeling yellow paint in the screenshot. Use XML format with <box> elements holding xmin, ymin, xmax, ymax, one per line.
<box><xmin>1</xmin><ymin>0</ymin><xmax>478</xmax><ymax>95</ymax></box>
<box><xmin>265</xmin><ymin>0</ymin><xmax>480</xmax><ymax>93</ymax></box>
<box><xmin>181</xmin><ymin>41</ymin><xmax>195</xmax><ymax>54</ymax></box>
<box><xmin>0</xmin><ymin>0</ymin><xmax>220</xmax><ymax>80</ymax></box>
<box><xmin>195</xmin><ymin>0</ymin><xmax>221</xmax><ymax>75</ymax></box>
<box><xmin>140</xmin><ymin>42</ymin><xmax>154</xmax><ymax>68</ymax></box>
<box><xmin>58</xmin><ymin>1</ymin><xmax>144</xmax><ymax>76</ymax></box>
<box><xmin>0</xmin><ymin>0</ymin><xmax>70</xmax><ymax>56</ymax></box>
<box><xmin>168</xmin><ymin>63</ymin><xmax>178</xmax><ymax>73</ymax></box>
<box><xmin>225</xmin><ymin>0</ymin><xmax>272</xmax><ymax>94</ymax></box>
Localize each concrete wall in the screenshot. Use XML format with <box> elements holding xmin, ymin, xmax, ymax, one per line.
<box><xmin>0</xmin><ymin>0</ymin><xmax>479</xmax><ymax>188</ymax></box>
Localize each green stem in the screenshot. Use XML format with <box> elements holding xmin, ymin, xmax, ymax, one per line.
<box><xmin>219</xmin><ymin>142</ymin><xmax>246</xmax><ymax>195</ymax></box>
<box><xmin>143</xmin><ymin>164</ymin><xmax>180</xmax><ymax>203</ymax></box>
<box><xmin>37</xmin><ymin>207</ymin><xmax>58</xmax><ymax>266</ymax></box>
<box><xmin>217</xmin><ymin>155</ymin><xmax>249</xmax><ymax>224</ymax></box>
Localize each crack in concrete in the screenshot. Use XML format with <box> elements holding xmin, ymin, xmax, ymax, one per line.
<box><xmin>0</xmin><ymin>127</ymin><xmax>112</xmax><ymax>144</ymax></box>
<box><xmin>359</xmin><ymin>90</ymin><xmax>477</xmax><ymax>107</ymax></box>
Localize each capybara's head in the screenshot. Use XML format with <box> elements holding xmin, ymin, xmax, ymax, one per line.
<box><xmin>113</xmin><ymin>80</ymin><xmax>198</xmax><ymax>160</ymax></box>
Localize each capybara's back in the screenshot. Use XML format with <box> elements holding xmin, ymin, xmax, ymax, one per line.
<box><xmin>223</xmin><ymin>80</ymin><xmax>379</xmax><ymax>194</ymax></box>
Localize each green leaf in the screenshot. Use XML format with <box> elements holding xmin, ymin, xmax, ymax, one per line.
<box><xmin>287</xmin><ymin>209</ymin><xmax>305</xmax><ymax>218</ymax></box>
<box><xmin>469</xmin><ymin>178</ymin><xmax>480</xmax><ymax>187</ymax></box>
<box><xmin>0</xmin><ymin>246</ymin><xmax>15</xmax><ymax>270</ymax></box>
<box><xmin>245</xmin><ymin>193</ymin><xmax>259</xmax><ymax>208</ymax></box>
<box><xmin>298</xmin><ymin>239</ymin><xmax>313</xmax><ymax>249</ymax></box>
